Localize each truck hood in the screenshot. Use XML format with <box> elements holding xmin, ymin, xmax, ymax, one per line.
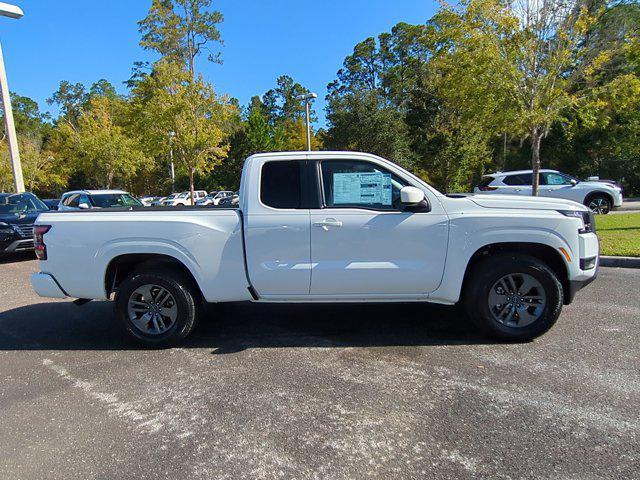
<box><xmin>469</xmin><ymin>194</ymin><xmax>587</xmax><ymax>212</ymax></box>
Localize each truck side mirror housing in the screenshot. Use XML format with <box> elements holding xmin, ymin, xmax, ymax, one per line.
<box><xmin>570</xmin><ymin>179</ymin><xmax>578</xmax><ymax>186</ymax></box>
<box><xmin>400</xmin><ymin>186</ymin><xmax>425</xmax><ymax>205</ymax></box>
<box><xmin>78</xmin><ymin>202</ymin><xmax>90</xmax><ymax>209</ymax></box>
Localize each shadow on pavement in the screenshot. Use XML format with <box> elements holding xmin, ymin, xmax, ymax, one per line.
<box><xmin>0</xmin><ymin>300</ymin><xmax>497</xmax><ymax>353</ymax></box>
<box><xmin>0</xmin><ymin>251</ymin><xmax>36</xmax><ymax>264</ymax></box>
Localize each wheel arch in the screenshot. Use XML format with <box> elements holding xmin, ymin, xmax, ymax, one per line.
<box><xmin>105</xmin><ymin>253</ymin><xmax>202</xmax><ymax>300</ymax></box>
<box><xmin>583</xmin><ymin>190</ymin><xmax>613</xmax><ymax>207</ymax></box>
<box><xmin>461</xmin><ymin>242</ymin><xmax>571</xmax><ymax>304</ymax></box>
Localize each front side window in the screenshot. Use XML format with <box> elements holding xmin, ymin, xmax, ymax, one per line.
<box><xmin>320</xmin><ymin>160</ymin><xmax>408</xmax><ymax>210</ymax></box>
<box><xmin>64</xmin><ymin>194</ymin><xmax>80</xmax><ymax>207</ymax></box>
<box><xmin>543</xmin><ymin>173</ymin><xmax>573</xmax><ymax>186</ymax></box>
<box><xmin>261</xmin><ymin>161</ymin><xmax>302</xmax><ymax>209</ymax></box>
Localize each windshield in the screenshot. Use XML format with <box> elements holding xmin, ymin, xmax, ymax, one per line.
<box><xmin>0</xmin><ymin>193</ymin><xmax>49</xmax><ymax>214</ymax></box>
<box><xmin>90</xmin><ymin>193</ymin><xmax>142</xmax><ymax>208</ymax></box>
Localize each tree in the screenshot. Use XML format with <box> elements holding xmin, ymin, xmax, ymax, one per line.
<box><xmin>428</xmin><ymin>0</ymin><xmax>627</xmax><ymax>195</ymax></box>
<box><xmin>130</xmin><ymin>61</ymin><xmax>234</xmax><ymax>203</ymax></box>
<box><xmin>47</xmin><ymin>81</ymin><xmax>88</xmax><ymax>130</ymax></box>
<box><xmin>139</xmin><ymin>0</ymin><xmax>223</xmax><ymax>79</ymax></box>
<box><xmin>58</xmin><ymin>94</ymin><xmax>150</xmax><ymax>190</ymax></box>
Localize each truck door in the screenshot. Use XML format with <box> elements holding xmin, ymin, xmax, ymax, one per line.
<box><xmin>243</xmin><ymin>160</ymin><xmax>316</xmax><ymax>296</ymax></box>
<box><xmin>309</xmin><ymin>159</ymin><xmax>449</xmax><ymax>296</ymax></box>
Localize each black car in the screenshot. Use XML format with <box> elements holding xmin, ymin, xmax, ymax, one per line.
<box><xmin>0</xmin><ymin>192</ymin><xmax>50</xmax><ymax>255</ymax></box>
<box><xmin>42</xmin><ymin>198</ymin><xmax>60</xmax><ymax>211</ymax></box>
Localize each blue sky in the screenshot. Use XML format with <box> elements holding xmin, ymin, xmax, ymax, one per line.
<box><xmin>0</xmin><ymin>0</ymin><xmax>437</xmax><ymax>127</ymax></box>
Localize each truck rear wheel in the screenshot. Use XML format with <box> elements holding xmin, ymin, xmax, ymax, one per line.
<box><xmin>464</xmin><ymin>254</ymin><xmax>563</xmax><ymax>341</ymax></box>
<box><xmin>115</xmin><ymin>270</ymin><xmax>199</xmax><ymax>347</ymax></box>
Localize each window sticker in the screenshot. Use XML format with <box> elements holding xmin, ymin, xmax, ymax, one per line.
<box><xmin>333</xmin><ymin>172</ymin><xmax>392</xmax><ymax>206</ymax></box>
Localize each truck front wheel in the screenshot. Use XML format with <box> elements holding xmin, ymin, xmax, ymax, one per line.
<box><xmin>115</xmin><ymin>270</ymin><xmax>199</xmax><ymax>347</ymax></box>
<box><xmin>464</xmin><ymin>254</ymin><xmax>563</xmax><ymax>341</ymax></box>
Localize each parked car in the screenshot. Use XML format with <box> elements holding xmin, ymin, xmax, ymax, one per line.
<box><xmin>42</xmin><ymin>199</ymin><xmax>60</xmax><ymax>211</ymax></box>
<box><xmin>0</xmin><ymin>192</ymin><xmax>49</xmax><ymax>255</ymax></box>
<box><xmin>139</xmin><ymin>196</ymin><xmax>164</xmax><ymax>207</ymax></box>
<box><xmin>31</xmin><ymin>151</ymin><xmax>599</xmax><ymax>346</ymax></box>
<box><xmin>474</xmin><ymin>169</ymin><xmax>623</xmax><ymax>214</ymax></box>
<box><xmin>196</xmin><ymin>191</ymin><xmax>234</xmax><ymax>206</ymax></box>
<box><xmin>150</xmin><ymin>197</ymin><xmax>166</xmax><ymax>206</ymax></box>
<box><xmin>161</xmin><ymin>191</ymin><xmax>207</xmax><ymax>206</ymax></box>
<box><xmin>58</xmin><ymin>190</ymin><xmax>142</xmax><ymax>211</ymax></box>
<box><xmin>217</xmin><ymin>192</ymin><xmax>239</xmax><ymax>207</ymax></box>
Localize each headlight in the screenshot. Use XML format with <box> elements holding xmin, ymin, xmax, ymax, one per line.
<box><xmin>558</xmin><ymin>210</ymin><xmax>595</xmax><ymax>234</ymax></box>
<box><xmin>0</xmin><ymin>222</ymin><xmax>14</xmax><ymax>234</ymax></box>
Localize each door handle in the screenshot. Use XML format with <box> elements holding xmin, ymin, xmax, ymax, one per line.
<box><xmin>514</xmin><ymin>189</ymin><xmax>522</xmax><ymax>192</ymax></box>
<box><xmin>313</xmin><ymin>219</ymin><xmax>343</xmax><ymax>231</ymax></box>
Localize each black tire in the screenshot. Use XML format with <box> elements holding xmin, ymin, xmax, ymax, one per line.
<box><xmin>585</xmin><ymin>193</ymin><xmax>611</xmax><ymax>214</ymax></box>
<box><xmin>464</xmin><ymin>254</ymin><xmax>563</xmax><ymax>341</ymax></box>
<box><xmin>115</xmin><ymin>269</ymin><xmax>199</xmax><ymax>347</ymax></box>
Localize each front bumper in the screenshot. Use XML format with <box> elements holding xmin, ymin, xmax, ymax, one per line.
<box><xmin>565</xmin><ymin>232</ymin><xmax>600</xmax><ymax>304</ymax></box>
<box><xmin>31</xmin><ymin>272</ymin><xmax>67</xmax><ymax>298</ymax></box>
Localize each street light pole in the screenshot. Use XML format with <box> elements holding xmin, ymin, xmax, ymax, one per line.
<box><xmin>295</xmin><ymin>92</ymin><xmax>317</xmax><ymax>151</ymax></box>
<box><xmin>169</xmin><ymin>131</ymin><xmax>175</xmax><ymax>193</ymax></box>
<box><xmin>0</xmin><ymin>2</ymin><xmax>24</xmax><ymax>193</ymax></box>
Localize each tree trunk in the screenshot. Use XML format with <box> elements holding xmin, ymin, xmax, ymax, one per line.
<box><xmin>530</xmin><ymin>127</ymin><xmax>542</xmax><ymax>196</ymax></box>
<box><xmin>189</xmin><ymin>167</ymin><xmax>195</xmax><ymax>206</ymax></box>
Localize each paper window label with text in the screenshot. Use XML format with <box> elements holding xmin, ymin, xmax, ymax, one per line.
<box><xmin>333</xmin><ymin>172</ymin><xmax>392</xmax><ymax>206</ymax></box>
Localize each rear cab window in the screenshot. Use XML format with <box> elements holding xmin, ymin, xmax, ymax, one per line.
<box><xmin>260</xmin><ymin>160</ymin><xmax>323</xmax><ymax>210</ymax></box>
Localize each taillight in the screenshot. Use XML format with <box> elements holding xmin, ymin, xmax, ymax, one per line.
<box><xmin>34</xmin><ymin>225</ymin><xmax>51</xmax><ymax>260</ymax></box>
<box><xmin>478</xmin><ymin>186</ymin><xmax>498</xmax><ymax>191</ymax></box>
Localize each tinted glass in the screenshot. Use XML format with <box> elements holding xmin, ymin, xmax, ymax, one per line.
<box><xmin>0</xmin><ymin>193</ymin><xmax>48</xmax><ymax>214</ymax></box>
<box><xmin>64</xmin><ymin>194</ymin><xmax>80</xmax><ymax>207</ymax></box>
<box><xmin>90</xmin><ymin>194</ymin><xmax>142</xmax><ymax>208</ymax></box>
<box><xmin>261</xmin><ymin>161</ymin><xmax>302</xmax><ymax>209</ymax></box>
<box><xmin>478</xmin><ymin>176</ymin><xmax>494</xmax><ymax>188</ymax></box>
<box><xmin>321</xmin><ymin>160</ymin><xmax>407</xmax><ymax>210</ymax></box>
<box><xmin>503</xmin><ymin>174</ymin><xmax>532</xmax><ymax>186</ymax></box>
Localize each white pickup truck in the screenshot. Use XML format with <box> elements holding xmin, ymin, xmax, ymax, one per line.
<box><xmin>31</xmin><ymin>151</ymin><xmax>599</xmax><ymax>346</ymax></box>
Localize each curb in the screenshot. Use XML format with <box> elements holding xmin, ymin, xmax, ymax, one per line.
<box><xmin>600</xmin><ymin>256</ymin><xmax>640</xmax><ymax>268</ymax></box>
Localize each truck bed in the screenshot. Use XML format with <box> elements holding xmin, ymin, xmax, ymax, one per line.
<box><xmin>36</xmin><ymin>208</ymin><xmax>251</xmax><ymax>303</ymax></box>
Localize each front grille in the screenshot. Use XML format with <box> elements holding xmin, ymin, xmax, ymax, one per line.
<box><xmin>14</xmin><ymin>240</ymin><xmax>34</xmax><ymax>251</ymax></box>
<box><xmin>14</xmin><ymin>224</ymin><xmax>34</xmax><ymax>238</ymax></box>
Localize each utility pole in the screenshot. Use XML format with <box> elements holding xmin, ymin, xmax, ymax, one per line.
<box><xmin>295</xmin><ymin>92</ymin><xmax>317</xmax><ymax>151</ymax></box>
<box><xmin>0</xmin><ymin>2</ymin><xmax>25</xmax><ymax>193</ymax></box>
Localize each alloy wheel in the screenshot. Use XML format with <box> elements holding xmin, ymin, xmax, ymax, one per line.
<box><xmin>487</xmin><ymin>273</ymin><xmax>547</xmax><ymax>328</ymax></box>
<box><xmin>588</xmin><ymin>198</ymin><xmax>610</xmax><ymax>215</ymax></box>
<box><xmin>127</xmin><ymin>284</ymin><xmax>178</xmax><ymax>335</ymax></box>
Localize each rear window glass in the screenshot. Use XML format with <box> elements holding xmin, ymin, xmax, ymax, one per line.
<box><xmin>261</xmin><ymin>161</ymin><xmax>302</xmax><ymax>209</ymax></box>
<box><xmin>478</xmin><ymin>176</ymin><xmax>494</xmax><ymax>188</ymax></box>
<box><xmin>503</xmin><ymin>174</ymin><xmax>532</xmax><ymax>186</ymax></box>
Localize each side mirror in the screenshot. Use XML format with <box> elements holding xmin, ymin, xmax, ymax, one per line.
<box><xmin>570</xmin><ymin>179</ymin><xmax>578</xmax><ymax>186</ymax></box>
<box><xmin>400</xmin><ymin>186</ymin><xmax>425</xmax><ymax>206</ymax></box>
<box><xmin>78</xmin><ymin>202</ymin><xmax>90</xmax><ymax>209</ymax></box>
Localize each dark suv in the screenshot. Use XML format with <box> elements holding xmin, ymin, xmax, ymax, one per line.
<box><xmin>0</xmin><ymin>192</ymin><xmax>50</xmax><ymax>255</ymax></box>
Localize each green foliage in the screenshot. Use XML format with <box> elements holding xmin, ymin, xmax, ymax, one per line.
<box><xmin>138</xmin><ymin>0</ymin><xmax>224</xmax><ymax>78</ymax></box>
<box><xmin>129</xmin><ymin>61</ymin><xmax>234</xmax><ymax>201</ymax></box>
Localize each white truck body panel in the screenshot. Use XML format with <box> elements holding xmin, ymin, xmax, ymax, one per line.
<box><xmin>31</xmin><ymin>151</ymin><xmax>599</xmax><ymax>308</ymax></box>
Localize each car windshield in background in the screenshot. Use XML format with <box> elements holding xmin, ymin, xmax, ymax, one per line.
<box><xmin>91</xmin><ymin>194</ymin><xmax>142</xmax><ymax>208</ymax></box>
<box><xmin>0</xmin><ymin>193</ymin><xmax>48</xmax><ymax>214</ymax></box>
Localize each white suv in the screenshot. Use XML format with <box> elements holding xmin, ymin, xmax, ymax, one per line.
<box><xmin>474</xmin><ymin>169</ymin><xmax>623</xmax><ymax>214</ymax></box>
<box><xmin>161</xmin><ymin>191</ymin><xmax>207</xmax><ymax>206</ymax></box>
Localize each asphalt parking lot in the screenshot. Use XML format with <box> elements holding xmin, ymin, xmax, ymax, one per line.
<box><xmin>1</xmin><ymin>254</ymin><xmax>638</xmax><ymax>479</ymax></box>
